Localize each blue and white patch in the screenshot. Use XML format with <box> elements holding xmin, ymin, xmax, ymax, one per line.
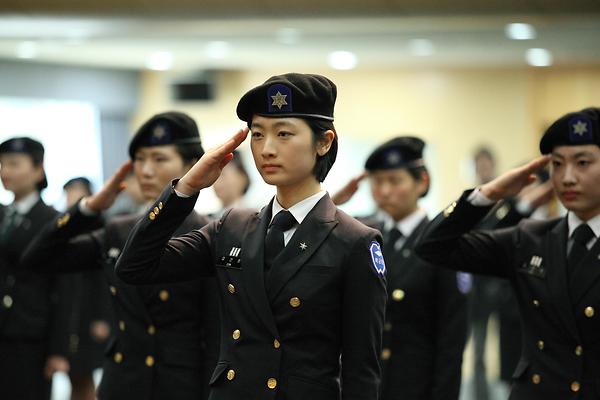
<box><xmin>569</xmin><ymin>114</ymin><xmax>593</xmax><ymax>144</ymax></box>
<box><xmin>267</xmin><ymin>84</ymin><xmax>293</xmax><ymax>113</ymax></box>
<box><xmin>456</xmin><ymin>272</ymin><xmax>473</xmax><ymax>294</ymax></box>
<box><xmin>369</xmin><ymin>241</ymin><xmax>386</xmax><ymax>276</ymax></box>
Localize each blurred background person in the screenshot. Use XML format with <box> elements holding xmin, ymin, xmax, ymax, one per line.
<box><xmin>211</xmin><ymin>150</ymin><xmax>251</xmax><ymax>219</ymax></box>
<box><xmin>333</xmin><ymin>136</ymin><xmax>468</xmax><ymax>400</ymax></box>
<box><xmin>62</xmin><ymin>177</ymin><xmax>113</xmax><ymax>400</ymax></box>
<box><xmin>0</xmin><ymin>137</ymin><xmax>71</xmax><ymax>400</ymax></box>
<box><xmin>104</xmin><ymin>172</ymin><xmax>146</xmax><ymax>220</ymax></box>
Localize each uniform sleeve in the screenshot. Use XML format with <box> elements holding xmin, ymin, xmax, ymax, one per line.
<box><xmin>341</xmin><ymin>232</ymin><xmax>387</xmax><ymax>400</ymax></box>
<box><xmin>115</xmin><ymin>182</ymin><xmax>217</xmax><ymax>285</ymax></box>
<box><xmin>21</xmin><ymin>202</ymin><xmax>105</xmax><ymax>273</ymax></box>
<box><xmin>415</xmin><ymin>190</ymin><xmax>517</xmax><ymax>279</ymax></box>
<box><xmin>431</xmin><ymin>268</ymin><xmax>469</xmax><ymax>400</ymax></box>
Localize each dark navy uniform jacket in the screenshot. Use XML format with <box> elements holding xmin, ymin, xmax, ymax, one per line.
<box><xmin>416</xmin><ymin>190</ymin><xmax>600</xmax><ymax>400</ymax></box>
<box><xmin>116</xmin><ymin>183</ymin><xmax>387</xmax><ymax>400</ymax></box>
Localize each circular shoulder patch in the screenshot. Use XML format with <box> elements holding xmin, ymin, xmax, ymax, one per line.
<box><xmin>456</xmin><ymin>272</ymin><xmax>473</xmax><ymax>294</ymax></box>
<box><xmin>369</xmin><ymin>241</ymin><xmax>386</xmax><ymax>276</ymax></box>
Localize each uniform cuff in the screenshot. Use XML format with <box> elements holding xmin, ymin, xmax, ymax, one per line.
<box><xmin>467</xmin><ymin>188</ymin><xmax>496</xmax><ymax>206</ymax></box>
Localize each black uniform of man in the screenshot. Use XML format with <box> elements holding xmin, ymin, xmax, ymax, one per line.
<box><xmin>115</xmin><ymin>74</ymin><xmax>387</xmax><ymax>400</ymax></box>
<box><xmin>22</xmin><ymin>116</ymin><xmax>219</xmax><ymax>400</ymax></box>
<box><xmin>359</xmin><ymin>138</ymin><xmax>468</xmax><ymax>400</ymax></box>
<box><xmin>0</xmin><ymin>137</ymin><xmax>71</xmax><ymax>400</ymax></box>
<box><xmin>416</xmin><ymin>108</ymin><xmax>600</xmax><ymax>400</ymax></box>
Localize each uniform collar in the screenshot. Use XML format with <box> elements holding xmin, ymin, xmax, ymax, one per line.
<box><xmin>568</xmin><ymin>211</ymin><xmax>600</xmax><ymax>239</ymax></box>
<box><xmin>271</xmin><ymin>190</ymin><xmax>327</xmax><ymax>225</ymax></box>
<box><xmin>379</xmin><ymin>208</ymin><xmax>427</xmax><ymax>237</ymax></box>
<box><xmin>10</xmin><ymin>191</ymin><xmax>40</xmax><ymax>215</ymax></box>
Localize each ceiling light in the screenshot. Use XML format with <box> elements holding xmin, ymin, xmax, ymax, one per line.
<box><xmin>146</xmin><ymin>51</ymin><xmax>173</xmax><ymax>71</ymax></box>
<box><xmin>505</xmin><ymin>23</ymin><xmax>537</xmax><ymax>40</ymax></box>
<box><xmin>327</xmin><ymin>51</ymin><xmax>358</xmax><ymax>70</ymax></box>
<box><xmin>408</xmin><ymin>39</ymin><xmax>435</xmax><ymax>57</ymax></box>
<box><xmin>526</xmin><ymin>48</ymin><xmax>553</xmax><ymax>67</ymax></box>
<box><xmin>16</xmin><ymin>41</ymin><xmax>38</xmax><ymax>59</ymax></box>
<box><xmin>205</xmin><ymin>41</ymin><xmax>231</xmax><ymax>59</ymax></box>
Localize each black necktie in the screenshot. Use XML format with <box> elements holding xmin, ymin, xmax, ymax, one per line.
<box><xmin>0</xmin><ymin>209</ymin><xmax>18</xmax><ymax>244</ymax></box>
<box><xmin>264</xmin><ymin>210</ymin><xmax>297</xmax><ymax>272</ymax></box>
<box><xmin>567</xmin><ymin>223</ymin><xmax>595</xmax><ymax>279</ymax></box>
<box><xmin>385</xmin><ymin>228</ymin><xmax>403</xmax><ymax>251</ymax></box>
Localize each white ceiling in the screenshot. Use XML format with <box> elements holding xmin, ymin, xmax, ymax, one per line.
<box><xmin>0</xmin><ymin>14</ymin><xmax>599</xmax><ymax>71</ymax></box>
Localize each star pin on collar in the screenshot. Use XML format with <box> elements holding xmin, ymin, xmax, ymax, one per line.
<box><xmin>299</xmin><ymin>242</ymin><xmax>308</xmax><ymax>251</ymax></box>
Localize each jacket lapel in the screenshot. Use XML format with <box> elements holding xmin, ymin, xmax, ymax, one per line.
<box><xmin>569</xmin><ymin>237</ymin><xmax>600</xmax><ymax>305</ymax></box>
<box><xmin>266</xmin><ymin>195</ymin><xmax>338</xmax><ymax>303</ymax></box>
<box><xmin>241</xmin><ymin>203</ymin><xmax>279</xmax><ymax>337</ymax></box>
<box><xmin>545</xmin><ymin>218</ymin><xmax>580</xmax><ymax>340</ymax></box>
<box><xmin>386</xmin><ymin>217</ymin><xmax>429</xmax><ymax>283</ymax></box>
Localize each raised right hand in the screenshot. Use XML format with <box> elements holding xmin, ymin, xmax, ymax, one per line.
<box><xmin>84</xmin><ymin>161</ymin><xmax>133</xmax><ymax>212</ymax></box>
<box><xmin>480</xmin><ymin>156</ymin><xmax>551</xmax><ymax>201</ymax></box>
<box><xmin>175</xmin><ymin>128</ymin><xmax>249</xmax><ymax>196</ymax></box>
<box><xmin>331</xmin><ymin>172</ymin><xmax>368</xmax><ymax>206</ymax></box>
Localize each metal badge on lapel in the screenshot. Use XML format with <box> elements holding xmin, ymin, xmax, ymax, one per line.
<box><xmin>519</xmin><ymin>255</ymin><xmax>546</xmax><ymax>278</ymax></box>
<box><xmin>108</xmin><ymin>247</ymin><xmax>121</xmax><ymax>259</ymax></box>
<box><xmin>370</xmin><ymin>241</ymin><xmax>386</xmax><ymax>276</ymax></box>
<box><xmin>219</xmin><ymin>246</ymin><xmax>243</xmax><ymax>269</ymax></box>
<box><xmin>299</xmin><ymin>242</ymin><xmax>308</xmax><ymax>251</ymax></box>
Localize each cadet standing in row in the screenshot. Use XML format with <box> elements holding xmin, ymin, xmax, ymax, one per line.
<box><xmin>333</xmin><ymin>137</ymin><xmax>468</xmax><ymax>400</ymax></box>
<box><xmin>22</xmin><ymin>112</ymin><xmax>219</xmax><ymax>400</ymax></box>
<box><xmin>116</xmin><ymin>73</ymin><xmax>387</xmax><ymax>399</ymax></box>
<box><xmin>0</xmin><ymin>137</ymin><xmax>71</xmax><ymax>400</ymax></box>
<box><xmin>416</xmin><ymin>107</ymin><xmax>600</xmax><ymax>400</ymax></box>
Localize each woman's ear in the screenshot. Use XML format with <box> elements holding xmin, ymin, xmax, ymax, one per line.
<box><xmin>317</xmin><ymin>130</ymin><xmax>336</xmax><ymax>156</ymax></box>
<box><xmin>417</xmin><ymin>170</ymin><xmax>430</xmax><ymax>196</ymax></box>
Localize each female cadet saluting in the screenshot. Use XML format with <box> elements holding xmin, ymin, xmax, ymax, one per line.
<box><xmin>22</xmin><ymin>112</ymin><xmax>219</xmax><ymax>400</ymax></box>
<box><xmin>333</xmin><ymin>137</ymin><xmax>468</xmax><ymax>400</ymax></box>
<box><xmin>116</xmin><ymin>73</ymin><xmax>387</xmax><ymax>400</ymax></box>
<box><xmin>416</xmin><ymin>107</ymin><xmax>600</xmax><ymax>400</ymax></box>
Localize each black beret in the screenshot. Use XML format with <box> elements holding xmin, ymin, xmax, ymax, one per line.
<box><xmin>128</xmin><ymin>111</ymin><xmax>202</xmax><ymax>159</ymax></box>
<box><xmin>0</xmin><ymin>137</ymin><xmax>48</xmax><ymax>190</ymax></box>
<box><xmin>365</xmin><ymin>136</ymin><xmax>426</xmax><ymax>171</ymax></box>
<box><xmin>539</xmin><ymin>107</ymin><xmax>600</xmax><ymax>154</ymax></box>
<box><xmin>236</xmin><ymin>73</ymin><xmax>336</xmax><ymax>123</ymax></box>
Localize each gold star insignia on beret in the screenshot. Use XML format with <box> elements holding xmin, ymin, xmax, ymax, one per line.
<box><xmin>573</xmin><ymin>121</ymin><xmax>588</xmax><ymax>136</ymax></box>
<box><xmin>153</xmin><ymin>126</ymin><xmax>166</xmax><ymax>139</ymax></box>
<box><xmin>271</xmin><ymin>91</ymin><xmax>288</xmax><ymax>110</ymax></box>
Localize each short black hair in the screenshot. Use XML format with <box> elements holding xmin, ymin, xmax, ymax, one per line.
<box><xmin>474</xmin><ymin>146</ymin><xmax>495</xmax><ymax>164</ymax></box>
<box><xmin>174</xmin><ymin>143</ymin><xmax>204</xmax><ymax>165</ymax></box>
<box><xmin>63</xmin><ymin>177</ymin><xmax>93</xmax><ymax>195</ymax></box>
<box><xmin>306</xmin><ymin>119</ymin><xmax>338</xmax><ymax>182</ymax></box>
<box><xmin>406</xmin><ymin>166</ymin><xmax>430</xmax><ymax>198</ymax></box>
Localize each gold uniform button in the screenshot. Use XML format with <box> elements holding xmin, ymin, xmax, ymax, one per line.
<box><xmin>110</xmin><ymin>286</ymin><xmax>117</xmax><ymax>296</ymax></box>
<box><xmin>273</xmin><ymin>339</ymin><xmax>281</xmax><ymax>349</ymax></box>
<box><xmin>584</xmin><ymin>306</ymin><xmax>594</xmax><ymax>318</ymax></box>
<box><xmin>537</xmin><ymin>340</ymin><xmax>544</xmax><ymax>350</ymax></box>
<box><xmin>149</xmin><ymin>211</ymin><xmax>156</xmax><ymax>220</ymax></box>
<box><xmin>147</xmin><ymin>325</ymin><xmax>156</xmax><ymax>335</ymax></box>
<box><xmin>114</xmin><ymin>352</ymin><xmax>123</xmax><ymax>363</ymax></box>
<box><xmin>57</xmin><ymin>213</ymin><xmax>71</xmax><ymax>227</ymax></box>
<box><xmin>226</xmin><ymin>369</ymin><xmax>236</xmax><ymax>381</ymax></box>
<box><xmin>533</xmin><ymin>299</ymin><xmax>540</xmax><ymax>307</ymax></box>
<box><xmin>232</xmin><ymin>330</ymin><xmax>241</xmax><ymax>340</ymax></box>
<box><xmin>267</xmin><ymin>378</ymin><xmax>277</xmax><ymax>389</ymax></box>
<box><xmin>158</xmin><ymin>202</ymin><xmax>163</xmax><ymax>210</ymax></box>
<box><xmin>227</xmin><ymin>284</ymin><xmax>236</xmax><ymax>294</ymax></box>
<box><xmin>575</xmin><ymin>345</ymin><xmax>583</xmax><ymax>356</ymax></box>
<box><xmin>532</xmin><ymin>374</ymin><xmax>541</xmax><ymax>384</ymax></box>
<box><xmin>153</xmin><ymin>207</ymin><xmax>160</xmax><ymax>215</ymax></box>
<box><xmin>159</xmin><ymin>290</ymin><xmax>169</xmax><ymax>302</ymax></box>
<box><xmin>392</xmin><ymin>289</ymin><xmax>405</xmax><ymax>302</ymax></box>
<box><xmin>119</xmin><ymin>321</ymin><xmax>126</xmax><ymax>331</ymax></box>
<box><xmin>2</xmin><ymin>295</ymin><xmax>13</xmax><ymax>309</ymax></box>
<box><xmin>384</xmin><ymin>322</ymin><xmax>392</xmax><ymax>332</ymax></box>
<box><xmin>571</xmin><ymin>381</ymin><xmax>580</xmax><ymax>392</ymax></box>
<box><xmin>443</xmin><ymin>202</ymin><xmax>457</xmax><ymax>217</ymax></box>
<box><xmin>145</xmin><ymin>356</ymin><xmax>155</xmax><ymax>367</ymax></box>
<box><xmin>290</xmin><ymin>297</ymin><xmax>301</xmax><ymax>308</ymax></box>
<box><xmin>381</xmin><ymin>348</ymin><xmax>391</xmax><ymax>360</ymax></box>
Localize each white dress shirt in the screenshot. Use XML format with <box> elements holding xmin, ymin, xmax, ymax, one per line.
<box><xmin>271</xmin><ymin>190</ymin><xmax>327</xmax><ymax>246</ymax></box>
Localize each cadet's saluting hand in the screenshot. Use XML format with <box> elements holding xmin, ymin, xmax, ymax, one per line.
<box><xmin>480</xmin><ymin>156</ymin><xmax>551</xmax><ymax>201</ymax></box>
<box><xmin>175</xmin><ymin>128</ymin><xmax>249</xmax><ymax>196</ymax></box>
<box><xmin>84</xmin><ymin>161</ymin><xmax>133</xmax><ymax>212</ymax></box>
<box><xmin>332</xmin><ymin>172</ymin><xmax>368</xmax><ymax>206</ymax></box>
